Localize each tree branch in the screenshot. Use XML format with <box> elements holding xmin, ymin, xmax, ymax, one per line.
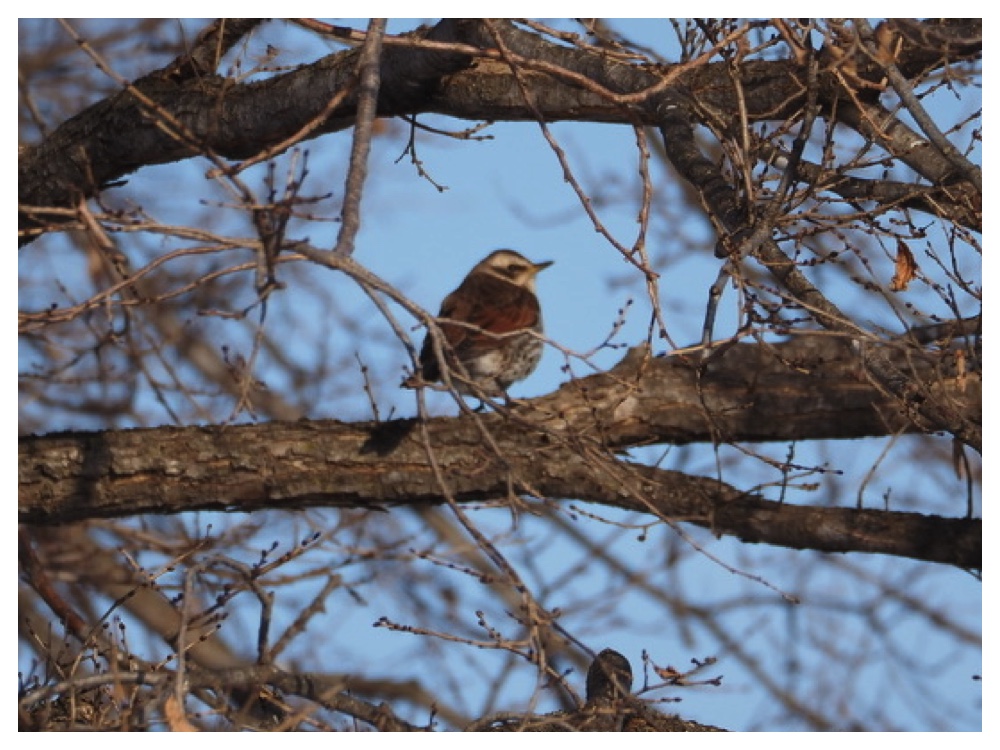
<box><xmin>18</xmin><ymin>19</ymin><xmax>473</xmax><ymax>244</ymax></box>
<box><xmin>19</xmin><ymin>339</ymin><xmax>980</xmax><ymax>567</ymax></box>
<box><xmin>20</xmin><ymin>19</ymin><xmax>981</xmax><ymax>245</ymax></box>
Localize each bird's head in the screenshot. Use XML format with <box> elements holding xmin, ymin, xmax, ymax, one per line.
<box><xmin>474</xmin><ymin>249</ymin><xmax>553</xmax><ymax>291</ymax></box>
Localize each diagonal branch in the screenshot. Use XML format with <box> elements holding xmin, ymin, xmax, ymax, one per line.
<box><xmin>19</xmin><ymin>19</ymin><xmax>473</xmax><ymax>244</ymax></box>
<box><xmin>853</xmin><ymin>18</ymin><xmax>982</xmax><ymax>192</ymax></box>
<box><xmin>652</xmin><ymin>83</ymin><xmax>982</xmax><ymax>451</ymax></box>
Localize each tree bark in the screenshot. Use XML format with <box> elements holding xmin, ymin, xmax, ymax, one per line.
<box><xmin>19</xmin><ymin>18</ymin><xmax>982</xmax><ymax>244</ymax></box>
<box><xmin>19</xmin><ymin>338</ymin><xmax>981</xmax><ymax>568</ymax></box>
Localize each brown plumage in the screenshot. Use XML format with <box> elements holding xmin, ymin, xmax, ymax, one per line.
<box><xmin>404</xmin><ymin>249</ymin><xmax>553</xmax><ymax>396</ymax></box>
<box><xmin>586</xmin><ymin>648</ymin><xmax>634</xmax><ymax>703</ymax></box>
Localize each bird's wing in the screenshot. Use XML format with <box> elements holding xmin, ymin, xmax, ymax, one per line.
<box><xmin>441</xmin><ymin>276</ymin><xmax>540</xmax><ymax>352</ymax></box>
<box><xmin>417</xmin><ymin>274</ymin><xmax>539</xmax><ymax>380</ymax></box>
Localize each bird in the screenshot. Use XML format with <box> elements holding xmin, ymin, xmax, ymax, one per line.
<box><xmin>403</xmin><ymin>249</ymin><xmax>553</xmax><ymax>398</ymax></box>
<box><xmin>474</xmin><ymin>648</ymin><xmax>728</xmax><ymax>731</ymax></box>
<box><xmin>586</xmin><ymin>648</ymin><xmax>634</xmax><ymax>703</ymax></box>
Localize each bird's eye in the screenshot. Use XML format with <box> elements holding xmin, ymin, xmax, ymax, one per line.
<box><xmin>507</xmin><ymin>264</ymin><xmax>525</xmax><ymax>273</ymax></box>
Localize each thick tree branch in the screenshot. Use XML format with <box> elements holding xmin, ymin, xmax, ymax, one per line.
<box><xmin>19</xmin><ymin>19</ymin><xmax>981</xmax><ymax>245</ymax></box>
<box><xmin>19</xmin><ymin>339</ymin><xmax>980</xmax><ymax>567</ymax></box>
<box><xmin>18</xmin><ymin>19</ymin><xmax>473</xmax><ymax>243</ymax></box>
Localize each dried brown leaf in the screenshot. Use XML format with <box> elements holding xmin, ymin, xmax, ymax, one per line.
<box><xmin>890</xmin><ymin>239</ymin><xmax>918</xmax><ymax>291</ymax></box>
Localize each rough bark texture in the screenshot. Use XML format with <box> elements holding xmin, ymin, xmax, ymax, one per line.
<box><xmin>19</xmin><ymin>19</ymin><xmax>981</xmax><ymax>243</ymax></box>
<box><xmin>19</xmin><ymin>339</ymin><xmax>980</xmax><ymax>568</ymax></box>
<box><xmin>18</xmin><ymin>19</ymin><xmax>475</xmax><ymax>242</ymax></box>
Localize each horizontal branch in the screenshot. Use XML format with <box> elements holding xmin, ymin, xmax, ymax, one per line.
<box><xmin>19</xmin><ymin>19</ymin><xmax>981</xmax><ymax>244</ymax></box>
<box><xmin>19</xmin><ymin>338</ymin><xmax>980</xmax><ymax>567</ymax></box>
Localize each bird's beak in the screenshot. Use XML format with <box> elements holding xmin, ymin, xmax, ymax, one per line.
<box><xmin>533</xmin><ymin>260</ymin><xmax>554</xmax><ymax>273</ymax></box>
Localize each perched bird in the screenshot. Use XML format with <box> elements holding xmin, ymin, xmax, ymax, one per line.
<box><xmin>476</xmin><ymin>648</ymin><xmax>728</xmax><ymax>731</ymax></box>
<box><xmin>403</xmin><ymin>249</ymin><xmax>553</xmax><ymax>397</ymax></box>
<box><xmin>586</xmin><ymin>648</ymin><xmax>634</xmax><ymax>703</ymax></box>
